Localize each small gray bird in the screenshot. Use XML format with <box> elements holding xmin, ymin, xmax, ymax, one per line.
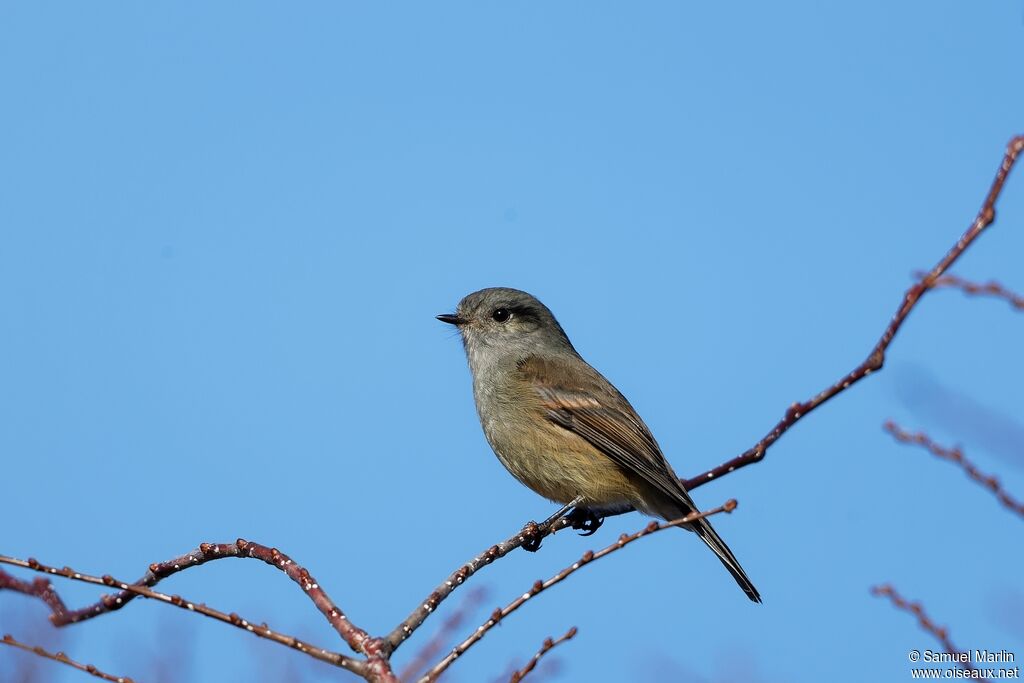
<box><xmin>438</xmin><ymin>287</ymin><xmax>760</xmax><ymax>603</ymax></box>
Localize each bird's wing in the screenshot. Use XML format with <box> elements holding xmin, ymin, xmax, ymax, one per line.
<box><xmin>519</xmin><ymin>356</ymin><xmax>762</xmax><ymax>603</ymax></box>
<box><xmin>517</xmin><ymin>354</ymin><xmax>694</xmax><ymax>507</ymax></box>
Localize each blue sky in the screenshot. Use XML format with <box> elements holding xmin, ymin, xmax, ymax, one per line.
<box><xmin>2</xmin><ymin>2</ymin><xmax>1023</xmax><ymax>681</ymax></box>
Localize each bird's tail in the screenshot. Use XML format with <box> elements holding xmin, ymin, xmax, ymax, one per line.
<box><xmin>689</xmin><ymin>515</ymin><xmax>761</xmax><ymax>603</ymax></box>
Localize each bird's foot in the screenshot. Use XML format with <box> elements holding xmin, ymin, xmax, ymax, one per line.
<box><xmin>521</xmin><ymin>497</ymin><xmax>595</xmax><ymax>552</ymax></box>
<box><xmin>566</xmin><ymin>508</ymin><xmax>604</xmax><ymax>536</ymax></box>
<box><xmin>521</xmin><ymin>496</ymin><xmax>586</xmax><ymax>552</ymax></box>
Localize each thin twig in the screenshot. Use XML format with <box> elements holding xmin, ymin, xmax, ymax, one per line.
<box><xmin>871</xmin><ymin>585</ymin><xmax>981</xmax><ymax>676</ymax></box>
<box><xmin>0</xmin><ymin>569</ymin><xmax>68</xmax><ymax>616</ymax></box>
<box><xmin>420</xmin><ymin>500</ymin><xmax>737</xmax><ymax>682</ymax></box>
<box><xmin>682</xmin><ymin>135</ymin><xmax>1024</xmax><ymax>491</ymax></box>
<box><xmin>920</xmin><ymin>272</ymin><xmax>1024</xmax><ymax>310</ymax></box>
<box><xmin>384</xmin><ymin>517</ymin><xmax>573</xmax><ymax>655</ymax></box>
<box><xmin>398</xmin><ymin>587</ymin><xmax>488</xmax><ymax>682</ymax></box>
<box><xmin>883</xmin><ymin>421</ymin><xmax>1024</xmax><ymax>518</ymax></box>
<box><xmin>509</xmin><ymin>626</ymin><xmax>578</xmax><ymax>682</ymax></box>
<box><xmin>0</xmin><ymin>540</ymin><xmax>369</xmax><ymax>655</ymax></box>
<box><xmin>3</xmin><ymin>138</ymin><xmax>1021</xmax><ymax>683</ymax></box>
<box><xmin>1</xmin><ymin>633</ymin><xmax>134</xmax><ymax>683</ymax></box>
<box><xmin>0</xmin><ymin>558</ymin><xmax>364</xmax><ymax>675</ymax></box>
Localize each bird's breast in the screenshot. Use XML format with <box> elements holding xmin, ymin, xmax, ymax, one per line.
<box><xmin>471</xmin><ymin>372</ymin><xmax>639</xmax><ymax>507</ymax></box>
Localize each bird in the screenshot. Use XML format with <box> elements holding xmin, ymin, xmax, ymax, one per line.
<box><xmin>437</xmin><ymin>287</ymin><xmax>760</xmax><ymax>603</ymax></box>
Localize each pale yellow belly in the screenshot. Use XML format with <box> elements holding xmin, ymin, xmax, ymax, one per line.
<box><xmin>484</xmin><ymin>413</ymin><xmax>642</xmax><ymax>509</ymax></box>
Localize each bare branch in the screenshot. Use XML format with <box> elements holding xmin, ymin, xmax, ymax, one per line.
<box><xmin>871</xmin><ymin>585</ymin><xmax>982</xmax><ymax>677</ymax></box>
<box><xmin>420</xmin><ymin>500</ymin><xmax>737</xmax><ymax>682</ymax></box>
<box><xmin>0</xmin><ymin>558</ymin><xmax>364</xmax><ymax>675</ymax></box>
<box><xmin>883</xmin><ymin>421</ymin><xmax>1024</xmax><ymax>518</ymax></box>
<box><xmin>383</xmin><ymin>516</ymin><xmax>573</xmax><ymax>655</ymax></box>
<box><xmin>0</xmin><ymin>569</ymin><xmax>69</xmax><ymax>617</ymax></box>
<box><xmin>509</xmin><ymin>626</ymin><xmax>578</xmax><ymax>683</ymax></box>
<box><xmin>4</xmin><ymin>137</ymin><xmax>1021</xmax><ymax>682</ymax></box>
<box><xmin>921</xmin><ymin>272</ymin><xmax>1024</xmax><ymax>311</ymax></box>
<box><xmin>398</xmin><ymin>587</ymin><xmax>487</xmax><ymax>682</ymax></box>
<box><xmin>0</xmin><ymin>540</ymin><xmax>369</xmax><ymax>655</ymax></box>
<box><xmin>683</xmin><ymin>134</ymin><xmax>1024</xmax><ymax>491</ymax></box>
<box><xmin>1</xmin><ymin>633</ymin><xmax>133</xmax><ymax>683</ymax></box>
<box><xmin>153</xmin><ymin>540</ymin><xmax>373</xmax><ymax>654</ymax></box>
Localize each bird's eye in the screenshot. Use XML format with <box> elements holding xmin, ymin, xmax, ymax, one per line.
<box><xmin>491</xmin><ymin>308</ymin><xmax>512</xmax><ymax>323</ymax></box>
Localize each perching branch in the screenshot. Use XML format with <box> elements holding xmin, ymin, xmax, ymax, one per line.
<box><xmin>420</xmin><ymin>500</ymin><xmax>738</xmax><ymax>682</ymax></box>
<box><xmin>883</xmin><ymin>421</ymin><xmax>1024</xmax><ymax>518</ymax></box>
<box><xmin>383</xmin><ymin>517</ymin><xmax>573</xmax><ymax>655</ymax></box>
<box><xmin>3</xmin><ymin>136</ymin><xmax>1022</xmax><ymax>682</ymax></box>
<box><xmin>1</xmin><ymin>633</ymin><xmax>133</xmax><ymax>683</ymax></box>
<box><xmin>682</xmin><ymin>135</ymin><xmax>1024</xmax><ymax>491</ymax></box>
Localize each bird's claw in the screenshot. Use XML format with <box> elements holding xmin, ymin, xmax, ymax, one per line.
<box><xmin>521</xmin><ymin>505</ymin><xmax>603</xmax><ymax>551</ymax></box>
<box><xmin>567</xmin><ymin>508</ymin><xmax>604</xmax><ymax>536</ymax></box>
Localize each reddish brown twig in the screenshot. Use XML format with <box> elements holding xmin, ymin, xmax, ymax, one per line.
<box><xmin>3</xmin><ymin>138</ymin><xmax>1021</xmax><ymax>683</ymax></box>
<box><xmin>0</xmin><ymin>540</ymin><xmax>369</xmax><ymax>655</ymax></box>
<box><xmin>420</xmin><ymin>500</ymin><xmax>737</xmax><ymax>682</ymax></box>
<box><xmin>871</xmin><ymin>585</ymin><xmax>980</xmax><ymax>675</ymax></box>
<box><xmin>508</xmin><ymin>626</ymin><xmax>578</xmax><ymax>682</ymax></box>
<box><xmin>883</xmin><ymin>421</ymin><xmax>1024</xmax><ymax>518</ymax></box>
<box><xmin>398</xmin><ymin>587</ymin><xmax>488</xmax><ymax>682</ymax></box>
<box><xmin>921</xmin><ymin>272</ymin><xmax>1024</xmax><ymax>310</ymax></box>
<box><xmin>384</xmin><ymin>516</ymin><xmax>573</xmax><ymax>655</ymax></box>
<box><xmin>682</xmin><ymin>135</ymin><xmax>1024</xmax><ymax>491</ymax></box>
<box><xmin>1</xmin><ymin>633</ymin><xmax>133</xmax><ymax>683</ymax></box>
<box><xmin>0</xmin><ymin>558</ymin><xmax>364</xmax><ymax>675</ymax></box>
<box><xmin>0</xmin><ymin>568</ymin><xmax>69</xmax><ymax>617</ymax></box>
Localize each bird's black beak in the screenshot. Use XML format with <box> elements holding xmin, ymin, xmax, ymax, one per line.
<box><xmin>436</xmin><ymin>313</ymin><xmax>467</xmax><ymax>326</ymax></box>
